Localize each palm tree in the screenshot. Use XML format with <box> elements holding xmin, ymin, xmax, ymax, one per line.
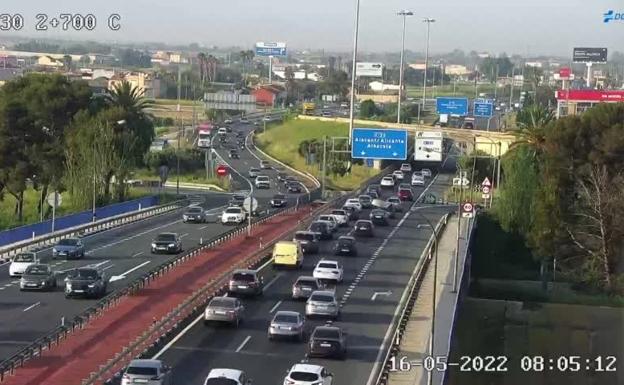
<box><xmin>510</xmin><ymin>104</ymin><xmax>554</xmax><ymax>157</ymax></box>
<box><xmin>197</xmin><ymin>52</ymin><xmax>207</xmax><ymax>88</ymax></box>
<box><xmin>106</xmin><ymin>80</ymin><xmax>153</xmax><ymax>119</ymax></box>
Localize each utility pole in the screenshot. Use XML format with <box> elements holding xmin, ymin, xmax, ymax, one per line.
<box><xmin>452</xmin><ymin>167</ymin><xmax>463</xmax><ymax>293</ymax></box>
<box><xmin>418</xmin><ymin>18</ymin><xmax>435</xmax><ymax>125</ymax></box>
<box><xmin>321</xmin><ymin>136</ymin><xmax>327</xmax><ymax>199</ymax></box>
<box><xmin>348</xmin><ymin>0</ymin><xmax>361</xmax><ymax>145</ymax></box>
<box><xmin>92</xmin><ymin>139</ymin><xmax>97</xmax><ymax>222</ymax></box>
<box><xmin>176</xmin><ymin>65</ymin><xmax>181</xmax><ymax>196</ymax></box>
<box><xmin>397</xmin><ymin>10</ymin><xmax>413</xmax><ymax>124</ymax></box>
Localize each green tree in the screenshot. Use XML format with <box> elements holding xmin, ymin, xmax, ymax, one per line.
<box><xmin>359</xmin><ymin>100</ymin><xmax>377</xmax><ymax>118</ymax></box>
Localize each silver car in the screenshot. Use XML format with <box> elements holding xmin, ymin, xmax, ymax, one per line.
<box><xmin>204</xmin><ymin>296</ymin><xmax>245</xmax><ymax>327</ymax></box>
<box><xmin>121</xmin><ymin>359</ymin><xmax>172</xmax><ymax>385</ymax></box>
<box><xmin>292</xmin><ymin>276</ymin><xmax>324</xmax><ymax>300</ymax></box>
<box><xmin>268</xmin><ymin>311</ymin><xmax>305</xmax><ymax>341</ymax></box>
<box><xmin>305</xmin><ymin>290</ymin><xmax>339</xmax><ymax>319</ymax></box>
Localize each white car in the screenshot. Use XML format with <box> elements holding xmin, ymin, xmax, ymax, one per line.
<box><xmin>221</xmin><ymin>207</ymin><xmax>246</xmax><ymax>225</ymax></box>
<box><xmin>224</xmin><ymin>119</ymin><xmax>233</xmax><ymax>124</ymax></box>
<box><xmin>421</xmin><ymin>168</ymin><xmax>432</xmax><ymax>178</ymax></box>
<box><xmin>217</xmin><ymin>127</ymin><xmax>227</xmax><ymax>135</ymax></box>
<box><xmin>411</xmin><ymin>172</ymin><xmax>425</xmax><ymax>186</ymax></box>
<box><xmin>283</xmin><ymin>364</ymin><xmax>333</xmax><ymax>385</ymax></box>
<box><xmin>255</xmin><ymin>175</ymin><xmax>270</xmax><ymax>189</ymax></box>
<box><xmin>392</xmin><ymin>170</ymin><xmax>405</xmax><ymax>181</ymax></box>
<box><xmin>122</xmin><ymin>359</ymin><xmax>172</xmax><ymax>385</ymax></box>
<box><xmin>344</xmin><ymin>199</ymin><xmax>362</xmax><ymax>211</ymax></box>
<box><xmin>318</xmin><ymin>215</ymin><xmax>339</xmax><ymax>232</ymax></box>
<box><xmin>9</xmin><ymin>252</ymin><xmax>39</xmax><ymax>277</ymax></box>
<box><xmin>204</xmin><ymin>368</ymin><xmax>251</xmax><ymax>385</ymax></box>
<box><xmin>380</xmin><ymin>176</ymin><xmax>395</xmax><ymax>188</ymax></box>
<box><xmin>313</xmin><ymin>260</ymin><xmax>343</xmax><ymax>282</ymax></box>
<box><xmin>330</xmin><ymin>209</ymin><xmax>349</xmax><ymax>226</ymax></box>
<box><xmin>400</xmin><ymin>163</ymin><xmax>412</xmax><ymax>173</ymax></box>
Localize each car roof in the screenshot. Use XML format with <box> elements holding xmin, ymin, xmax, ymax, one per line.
<box><xmin>295</xmin><ymin>230</ymin><xmax>315</xmax><ymax>235</ymax></box>
<box><xmin>232</xmin><ymin>269</ymin><xmax>257</xmax><ymax>275</ymax></box>
<box><xmin>128</xmin><ymin>359</ymin><xmax>162</xmax><ymax>369</ymax></box>
<box><xmin>157</xmin><ymin>232</ymin><xmax>177</xmax><ymax>236</ymax></box>
<box><xmin>290</xmin><ymin>364</ymin><xmax>324</xmax><ymax>374</ymax></box>
<box><xmin>356</xmin><ymin>219</ymin><xmax>373</xmax><ymax>224</ymax></box>
<box><xmin>274</xmin><ymin>310</ymin><xmax>300</xmax><ymax>317</ymax></box>
<box><xmin>338</xmin><ymin>236</ymin><xmax>355</xmax><ymax>241</ymax></box>
<box><xmin>296</xmin><ymin>276</ymin><xmax>317</xmax><ymax>281</ymax></box>
<box><xmin>313</xmin><ymin>325</ymin><xmax>341</xmax><ymax>334</ymax></box>
<box><xmin>207</xmin><ymin>368</ymin><xmax>243</xmax><ymax>379</ymax></box>
<box><xmin>317</xmin><ymin>259</ymin><xmax>339</xmax><ymax>265</ymax></box>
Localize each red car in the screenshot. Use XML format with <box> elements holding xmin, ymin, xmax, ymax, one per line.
<box><xmin>398</xmin><ymin>188</ymin><xmax>414</xmax><ymax>201</ymax></box>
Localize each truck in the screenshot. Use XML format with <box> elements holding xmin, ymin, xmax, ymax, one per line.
<box><xmin>302</xmin><ymin>102</ymin><xmax>316</xmax><ymax>115</ymax></box>
<box><xmin>197</xmin><ymin>129</ymin><xmax>212</xmax><ymax>148</ymax></box>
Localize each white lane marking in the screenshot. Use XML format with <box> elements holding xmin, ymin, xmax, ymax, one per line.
<box><xmin>3</xmin><ymin>283</ymin><xmax>12</xmax><ymax>288</ymax></box>
<box><xmin>23</xmin><ymin>302</ymin><xmax>41</xmax><ymax>312</ymax></box>
<box><xmin>0</xmin><ymin>287</ymin><xmax>4</xmax><ymax>290</ymax></box>
<box><xmin>269</xmin><ymin>300</ymin><xmax>282</xmax><ymax>313</ymax></box>
<box><xmin>0</xmin><ymin>261</ymin><xmax>10</xmax><ymax>267</ymax></box>
<box><xmin>87</xmin><ymin>220</ymin><xmax>184</xmax><ymax>253</ymax></box>
<box><xmin>199</xmin><ymin>225</ymin><xmax>209</xmax><ymax>230</ymax></box>
<box><xmin>102</xmin><ymin>264</ymin><xmax>115</xmax><ymax>271</ymax></box>
<box><xmin>59</xmin><ymin>259</ymin><xmax>111</xmax><ymax>273</ymax></box>
<box><xmin>235</xmin><ymin>336</ymin><xmax>251</xmax><ymax>352</ymax></box>
<box><xmin>179</xmin><ymin>233</ymin><xmax>189</xmax><ymax>239</ymax></box>
<box><xmin>115</xmin><ymin>261</ymin><xmax>151</xmax><ymax>278</ymax></box>
<box><xmin>132</xmin><ymin>252</ymin><xmax>144</xmax><ymax>258</ymax></box>
<box><xmin>152</xmin><ymin>314</ymin><xmax>203</xmax><ymax>359</ymax></box>
<box><xmin>263</xmin><ymin>274</ymin><xmax>281</xmax><ymax>292</ymax></box>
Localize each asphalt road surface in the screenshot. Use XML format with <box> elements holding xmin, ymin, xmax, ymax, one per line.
<box><xmin>0</xmin><ymin>120</ymin><xmax>311</xmax><ymax>362</ymax></box>
<box><xmin>153</xmin><ymin>167</ymin><xmax>454</xmax><ymax>385</ymax></box>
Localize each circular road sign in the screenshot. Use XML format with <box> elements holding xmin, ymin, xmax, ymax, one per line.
<box><xmin>462</xmin><ymin>202</ymin><xmax>473</xmax><ymax>213</ymax></box>
<box><xmin>47</xmin><ymin>192</ymin><xmax>62</xmax><ymax>208</ymax></box>
<box><xmin>243</xmin><ymin>197</ymin><xmax>258</xmax><ymax>213</ymax></box>
<box><xmin>216</xmin><ymin>164</ymin><xmax>228</xmax><ymax>177</ymax></box>
<box><xmin>482</xmin><ymin>186</ymin><xmax>490</xmax><ymax>194</ymax></box>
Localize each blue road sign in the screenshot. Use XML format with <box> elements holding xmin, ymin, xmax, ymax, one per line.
<box><xmin>351</xmin><ymin>128</ymin><xmax>407</xmax><ymax>160</ymax></box>
<box><xmin>474</xmin><ymin>101</ymin><xmax>494</xmax><ymax>117</ymax></box>
<box><xmin>255</xmin><ymin>43</ymin><xmax>287</xmax><ymax>56</ymax></box>
<box><xmin>436</xmin><ymin>97</ymin><xmax>469</xmax><ymax>116</ymax></box>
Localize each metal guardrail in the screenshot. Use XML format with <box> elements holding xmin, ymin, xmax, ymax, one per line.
<box><xmin>374</xmin><ymin>212</ymin><xmax>452</xmax><ymax>385</ymax></box>
<box><xmin>0</xmin><ymin>199</ymin><xmax>190</xmax><ymax>263</ymax></box>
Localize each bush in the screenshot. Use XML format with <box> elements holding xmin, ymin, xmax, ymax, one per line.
<box><xmin>144</xmin><ymin>148</ymin><xmax>205</xmax><ymax>174</ymax></box>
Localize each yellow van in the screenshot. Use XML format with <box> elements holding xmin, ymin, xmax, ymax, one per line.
<box><xmin>272</xmin><ymin>241</ymin><xmax>303</xmax><ymax>268</ymax></box>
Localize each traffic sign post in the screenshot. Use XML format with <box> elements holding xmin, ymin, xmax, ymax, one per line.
<box><xmin>46</xmin><ymin>192</ymin><xmax>62</xmax><ymax>232</ymax></box>
<box><xmin>481</xmin><ymin>177</ymin><xmax>492</xmax><ymax>206</ymax></box>
<box><xmin>351</xmin><ymin>128</ymin><xmax>408</xmax><ymax>160</ymax></box>
<box><xmin>474</xmin><ymin>101</ymin><xmax>494</xmax><ymax>117</ymax></box>
<box><xmin>436</xmin><ymin>97</ymin><xmax>469</xmax><ymax>116</ymax></box>
<box><xmin>216</xmin><ymin>164</ymin><xmax>228</xmax><ymax>177</ymax></box>
<box><xmin>461</xmin><ymin>201</ymin><xmax>474</xmax><ymax>218</ymax></box>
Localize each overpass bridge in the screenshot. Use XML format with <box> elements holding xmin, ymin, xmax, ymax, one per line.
<box><xmin>297</xmin><ymin>115</ymin><xmax>517</xmax><ymax>157</ymax></box>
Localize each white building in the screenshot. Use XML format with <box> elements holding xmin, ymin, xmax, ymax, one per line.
<box><xmin>369</xmin><ymin>81</ymin><xmax>400</xmax><ymax>92</ymax></box>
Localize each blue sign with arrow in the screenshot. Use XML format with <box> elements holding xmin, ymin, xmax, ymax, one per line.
<box><xmin>474</xmin><ymin>100</ymin><xmax>494</xmax><ymax>117</ymax></box>
<box><xmin>351</xmin><ymin>128</ymin><xmax>407</xmax><ymax>160</ymax></box>
<box><xmin>436</xmin><ymin>97</ymin><xmax>469</xmax><ymax>116</ymax></box>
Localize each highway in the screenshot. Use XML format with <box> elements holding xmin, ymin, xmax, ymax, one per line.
<box><xmin>0</xmin><ymin>120</ymin><xmax>311</xmax><ymax>362</ymax></box>
<box><xmin>152</xmin><ymin>166</ymin><xmax>455</xmax><ymax>385</ymax></box>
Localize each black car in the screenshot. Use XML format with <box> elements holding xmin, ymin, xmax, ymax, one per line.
<box><xmin>64</xmin><ymin>268</ymin><xmax>107</xmax><ymax>298</ymax></box>
<box><xmin>271</xmin><ymin>193</ymin><xmax>287</xmax><ymax>208</ymax></box>
<box><xmin>353</xmin><ymin>220</ymin><xmax>374</xmax><ymax>237</ymax></box>
<box><xmin>358</xmin><ymin>195</ymin><xmax>373</xmax><ymax>209</ymax></box>
<box><xmin>228</xmin><ymin>149</ymin><xmax>240</xmax><ymax>159</ymax></box>
<box><xmin>228</xmin><ymin>269</ymin><xmax>264</xmax><ymax>296</ymax></box>
<box><xmin>287</xmin><ymin>182</ymin><xmax>303</xmax><ymax>193</ymax></box>
<box><xmin>283</xmin><ymin>175</ymin><xmax>298</xmax><ymax>186</ymax></box>
<box><xmin>333</xmin><ymin>236</ymin><xmax>357</xmax><ymax>256</ymax></box>
<box><xmin>368</xmin><ymin>190</ymin><xmax>380</xmax><ymax>200</ymax></box>
<box><xmin>151</xmin><ymin>233</ymin><xmax>183</xmax><ymax>254</ymax></box>
<box><xmin>20</xmin><ymin>264</ymin><xmax>57</xmax><ymax>291</ymax></box>
<box><xmin>367</xmin><ymin>184</ymin><xmax>381</xmax><ymax>195</ymax></box>
<box><xmin>307</xmin><ymin>323</ymin><xmax>347</xmax><ymax>359</ymax></box>
<box><xmin>370</xmin><ymin>209</ymin><xmax>391</xmax><ymax>226</ymax></box>
<box><xmin>277</xmin><ymin>172</ymin><xmax>288</xmax><ymax>182</ymax></box>
<box><xmin>309</xmin><ymin>221</ymin><xmax>333</xmax><ymax>240</ymax></box>
<box><xmin>341</xmin><ymin>205</ymin><xmax>359</xmax><ymax>220</ymax></box>
<box><xmin>182</xmin><ymin>206</ymin><xmax>206</xmax><ymax>223</ymax></box>
<box><xmin>229</xmin><ymin>195</ymin><xmax>246</xmax><ymax>207</ymax></box>
<box><xmin>293</xmin><ymin>231</ymin><xmax>320</xmax><ymax>254</ymax></box>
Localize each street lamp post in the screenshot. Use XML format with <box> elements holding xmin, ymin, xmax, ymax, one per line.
<box><xmin>397</xmin><ymin>10</ymin><xmax>413</xmax><ymax>124</ymax></box>
<box><xmin>418</xmin><ymin>18</ymin><xmax>435</xmax><ymax>125</ymax></box>
<box><xmin>348</xmin><ymin>0</ymin><xmax>361</xmax><ymax>145</ymax></box>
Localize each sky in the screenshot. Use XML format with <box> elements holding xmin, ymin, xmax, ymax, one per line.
<box><xmin>1</xmin><ymin>0</ymin><xmax>622</xmax><ymax>57</ymax></box>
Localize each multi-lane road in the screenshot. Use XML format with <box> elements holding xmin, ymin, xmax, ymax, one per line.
<box><xmin>150</xmin><ymin>166</ymin><xmax>454</xmax><ymax>385</ymax></box>
<box><xmin>0</xmin><ymin>121</ymin><xmax>312</xmax><ymax>361</ymax></box>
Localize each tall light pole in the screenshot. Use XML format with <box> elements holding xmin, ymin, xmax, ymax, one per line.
<box><xmin>418</xmin><ymin>17</ymin><xmax>435</xmax><ymax>125</ymax></box>
<box><xmin>397</xmin><ymin>10</ymin><xmax>413</xmax><ymax>124</ymax></box>
<box><xmin>348</xmin><ymin>0</ymin><xmax>361</xmax><ymax>145</ymax></box>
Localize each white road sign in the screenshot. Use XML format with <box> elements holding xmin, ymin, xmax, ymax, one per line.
<box><xmin>481</xmin><ymin>177</ymin><xmax>491</xmax><ymax>187</ymax></box>
<box><xmin>461</xmin><ymin>202</ymin><xmax>474</xmax><ymax>218</ymax></box>
<box><xmin>46</xmin><ymin>192</ymin><xmax>62</xmax><ymax>208</ymax></box>
<box><xmin>356</xmin><ymin>62</ymin><xmax>383</xmax><ymax>77</ymax></box>
<box><xmin>482</xmin><ymin>186</ymin><xmax>490</xmax><ymax>194</ymax></box>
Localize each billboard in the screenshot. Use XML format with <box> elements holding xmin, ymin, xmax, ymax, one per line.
<box><xmin>573</xmin><ymin>47</ymin><xmax>607</xmax><ymax>63</ymax></box>
<box><xmin>555</xmin><ymin>89</ymin><xmax>624</xmax><ymax>102</ymax></box>
<box><xmin>414</xmin><ymin>131</ymin><xmax>443</xmax><ymax>162</ymax></box>
<box><xmin>356</xmin><ymin>62</ymin><xmax>383</xmax><ymax>77</ymax></box>
<box><xmin>255</xmin><ymin>42</ymin><xmax>287</xmax><ymax>57</ymax></box>
<box><xmin>436</xmin><ymin>97</ymin><xmax>468</xmax><ymax>116</ymax></box>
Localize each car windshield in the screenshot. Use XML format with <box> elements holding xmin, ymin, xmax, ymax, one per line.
<box><xmin>232</xmin><ymin>273</ymin><xmax>255</xmax><ymax>282</ymax></box>
<box><xmin>249</xmin><ymin>168</ymin><xmax>259</xmax><ymax>172</ymax></box>
<box><xmin>126</xmin><ymin>366</ymin><xmax>158</xmax><ymax>376</ymax></box>
<box><xmin>24</xmin><ymin>265</ymin><xmax>49</xmax><ymax>275</ymax></box>
<box><xmin>257</xmin><ymin>176</ymin><xmax>269</xmax><ymax>181</ymax></box>
<box><xmin>290</xmin><ymin>372</ymin><xmax>319</xmax><ymax>382</ymax></box>
<box><xmin>338</xmin><ymin>239</ymin><xmax>354</xmax><ymax>246</ymax></box>
<box><xmin>359</xmin><ymin>196</ymin><xmax>371</xmax><ymax>201</ymax></box>
<box><xmin>68</xmin><ymin>269</ymin><xmax>98</xmax><ymax>279</ymax></box>
<box><xmin>295</xmin><ymin>233</ymin><xmax>314</xmax><ymax>242</ymax></box>
<box><xmin>14</xmin><ymin>254</ymin><xmax>35</xmax><ymax>262</ymax></box>
<box><xmin>296</xmin><ymin>279</ymin><xmax>317</xmax><ymax>288</ymax></box>
<box><xmin>233</xmin><ymin>195</ymin><xmax>245</xmax><ymax>201</ymax></box>
<box><xmin>332</xmin><ymin>210</ymin><xmax>345</xmax><ymax>215</ymax></box>
<box><xmin>58</xmin><ymin>239</ymin><xmax>78</xmax><ymax>246</ymax></box>
<box><xmin>225</xmin><ymin>208</ymin><xmax>241</xmax><ymax>214</ymax></box>
<box><xmin>198</xmin><ymin>133</ymin><xmax>210</xmax><ymax>139</ymax></box>
<box><xmin>313</xmin><ymin>328</ymin><xmax>340</xmax><ymax>339</ymax></box>
<box><xmin>372</xmin><ymin>210</ymin><xmax>385</xmax><ymax>215</ymax></box>
<box><xmin>155</xmin><ymin>234</ymin><xmax>176</xmax><ymax>241</ymax></box>
<box><xmin>229</xmin><ymin>150</ymin><xmax>237</xmax><ymax>154</ymax></box>
<box><xmin>357</xmin><ymin>222</ymin><xmax>371</xmax><ymax>228</ymax></box>
<box><xmin>388</xmin><ymin>198</ymin><xmax>400</xmax><ymax>203</ymax></box>
<box><xmin>209</xmin><ymin>298</ymin><xmax>235</xmax><ymax>308</ymax></box>
<box><xmin>318</xmin><ymin>263</ymin><xmax>337</xmax><ymax>269</ymax></box>
<box><xmin>186</xmin><ymin>207</ymin><xmax>202</xmax><ymax>214</ymax></box>
<box><xmin>311</xmin><ymin>294</ymin><xmax>334</xmax><ymax>302</ymax></box>
<box><xmin>383</xmin><ymin>177</ymin><xmax>393</xmax><ymax>182</ymax></box>
<box><xmin>274</xmin><ymin>314</ymin><xmax>299</xmax><ymax>323</ymax></box>
<box><xmin>205</xmin><ymin>379</ymin><xmax>238</xmax><ymax>385</ymax></box>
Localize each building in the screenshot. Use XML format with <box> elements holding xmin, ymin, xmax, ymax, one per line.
<box><xmin>525</xmin><ymin>61</ymin><xmax>543</xmax><ymax>68</ymax></box>
<box><xmin>251</xmin><ymin>85</ymin><xmax>286</xmax><ymax>106</ymax></box>
<box><xmin>108</xmin><ymin>72</ymin><xmax>162</xmax><ymax>98</ymax></box>
<box><xmin>272</xmin><ymin>70</ymin><xmax>321</xmax><ymax>82</ymax></box>
<box><xmin>0</xmin><ymin>55</ymin><xmax>18</xmax><ymax>68</ymax></box>
<box><xmin>0</xmin><ymin>68</ymin><xmax>23</xmax><ymax>86</ymax></box>
<box><xmin>37</xmin><ymin>56</ymin><xmax>64</xmax><ymax>68</ymax></box>
<box><xmin>409</xmin><ymin>63</ymin><xmax>426</xmax><ymax>71</ymax></box>
<box><xmin>555</xmin><ymin>89</ymin><xmax>624</xmax><ymax>118</ymax></box>
<box><xmin>444</xmin><ymin>64</ymin><xmax>470</xmax><ymax>76</ymax></box>
<box><xmin>369</xmin><ymin>81</ymin><xmax>400</xmax><ymax>92</ymax></box>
